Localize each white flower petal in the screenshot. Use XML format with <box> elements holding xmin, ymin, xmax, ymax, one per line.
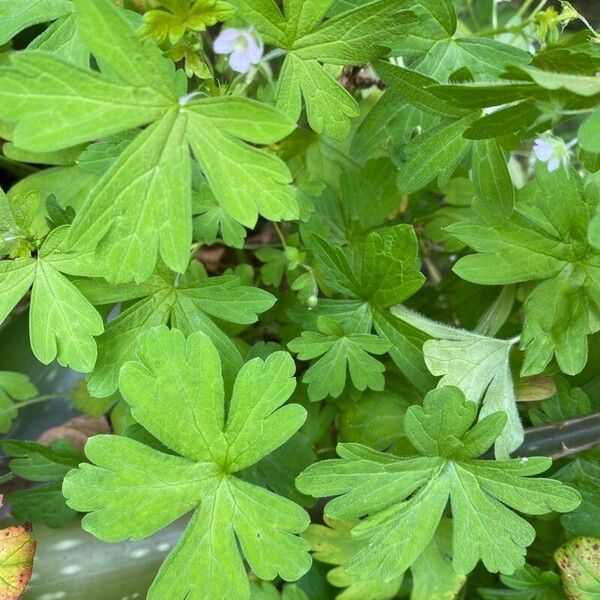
<box><xmin>533</xmin><ymin>140</ymin><xmax>554</xmax><ymax>161</ymax></box>
<box><xmin>244</xmin><ymin>38</ymin><xmax>264</xmax><ymax>65</ymax></box>
<box><xmin>547</xmin><ymin>157</ymin><xmax>560</xmax><ymax>172</ymax></box>
<box><xmin>229</xmin><ymin>50</ymin><xmax>253</xmax><ymax>74</ymax></box>
<box><xmin>213</xmin><ymin>28</ymin><xmax>241</xmax><ymax>54</ymax></box>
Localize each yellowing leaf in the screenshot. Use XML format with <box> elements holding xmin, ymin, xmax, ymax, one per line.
<box><xmin>0</xmin><ymin>496</ymin><xmax>36</xmax><ymax>600</ymax></box>
<box><xmin>555</xmin><ymin>537</ymin><xmax>600</xmax><ymax>600</ymax></box>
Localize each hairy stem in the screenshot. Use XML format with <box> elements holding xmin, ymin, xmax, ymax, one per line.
<box><xmin>515</xmin><ymin>411</ymin><xmax>600</xmax><ymax>459</ymax></box>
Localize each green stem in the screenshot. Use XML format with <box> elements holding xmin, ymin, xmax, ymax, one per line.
<box><xmin>516</xmin><ymin>0</ymin><xmax>536</xmax><ymax>18</ymax></box>
<box><xmin>272</xmin><ymin>223</ymin><xmax>288</xmax><ymax>250</ymax></box>
<box><xmin>0</xmin><ymin>393</ymin><xmax>67</xmax><ymax>420</ymax></box>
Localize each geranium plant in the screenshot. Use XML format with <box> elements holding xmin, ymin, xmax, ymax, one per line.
<box><xmin>0</xmin><ymin>0</ymin><xmax>599</xmax><ymax>598</ymax></box>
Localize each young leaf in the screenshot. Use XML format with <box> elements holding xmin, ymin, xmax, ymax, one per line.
<box><xmin>391</xmin><ymin>305</ymin><xmax>523</xmax><ymax>458</ymax></box>
<box><xmin>304</xmin><ymin>515</ymin><xmax>404</xmax><ymax>600</ymax></box>
<box><xmin>0</xmin><ymin>187</ymin><xmax>39</xmax><ymax>259</ymax></box>
<box><xmin>306</xmin><ymin>225</ymin><xmax>428</xmax><ymax>391</ymax></box>
<box><xmin>192</xmin><ymin>185</ymin><xmax>247</xmax><ymax>249</ymax></box>
<box><xmin>143</xmin><ymin>0</ymin><xmax>235</xmax><ymax>44</ymax></box>
<box><xmin>63</xmin><ymin>326</ymin><xmax>312</xmax><ymax>599</ymax></box>
<box><xmin>297</xmin><ymin>386</ymin><xmax>580</xmax><ymax>581</ymax></box>
<box><xmin>45</xmin><ymin>193</ymin><xmax>75</xmax><ymax>230</ymax></box>
<box><xmin>288</xmin><ymin>316</ymin><xmax>391</xmax><ymax>401</ymax></box>
<box><xmin>311</xmin><ymin>224</ymin><xmax>425</xmax><ymax>308</ymax></box>
<box><xmin>0</xmin><ymin>227</ymin><xmax>104</xmax><ymax>372</ymax></box>
<box><xmin>0</xmin><ymin>0</ymin><xmax>297</xmax><ymax>283</ymax></box>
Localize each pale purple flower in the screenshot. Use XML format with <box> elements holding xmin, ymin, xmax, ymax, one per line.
<box><xmin>533</xmin><ymin>135</ymin><xmax>570</xmax><ymax>172</ymax></box>
<box><xmin>213</xmin><ymin>27</ymin><xmax>263</xmax><ymax>74</ymax></box>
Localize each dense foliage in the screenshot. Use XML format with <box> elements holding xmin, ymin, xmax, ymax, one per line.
<box><xmin>0</xmin><ymin>0</ymin><xmax>599</xmax><ymax>598</ymax></box>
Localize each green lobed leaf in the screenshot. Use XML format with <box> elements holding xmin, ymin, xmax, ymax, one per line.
<box><xmin>297</xmin><ymin>386</ymin><xmax>580</xmax><ymax>581</ymax></box>
<box><xmin>0</xmin><ymin>0</ymin><xmax>298</xmax><ymax>284</ymax></box>
<box><xmin>143</xmin><ymin>0</ymin><xmax>235</xmax><ymax>44</ymax></box>
<box><xmin>231</xmin><ymin>0</ymin><xmax>416</xmax><ymax>140</ymax></box>
<box><xmin>397</xmin><ymin>114</ymin><xmax>477</xmax><ymax>195</ymax></box>
<box><xmin>76</xmin><ymin>265</ymin><xmax>274</xmax><ymax>397</ymax></box>
<box><xmin>472</xmin><ymin>139</ymin><xmax>515</xmax><ymax>220</ymax></box>
<box><xmin>391</xmin><ymin>305</ymin><xmax>523</xmax><ymax>458</ymax></box>
<box><xmin>479</xmin><ymin>564</ymin><xmax>566</xmax><ymax>600</ymax></box>
<box><xmin>0</xmin><ymin>227</ymin><xmax>104</xmax><ymax>373</ymax></box>
<box><xmin>288</xmin><ymin>317</ymin><xmax>391</xmax><ymax>401</ymax></box>
<box><xmin>449</xmin><ymin>167</ymin><xmax>599</xmax><ymax>377</ymax></box>
<box><xmin>63</xmin><ymin>326</ymin><xmax>312</xmax><ymax>600</ymax></box>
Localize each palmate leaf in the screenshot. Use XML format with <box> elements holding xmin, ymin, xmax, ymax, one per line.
<box><xmin>351</xmin><ymin>14</ymin><xmax>531</xmax><ymax>163</ymax></box>
<box><xmin>297</xmin><ymin>386</ymin><xmax>580</xmax><ymax>582</ymax></box>
<box><xmin>304</xmin><ymin>517</ymin><xmax>464</xmax><ymax>600</ymax></box>
<box><xmin>304</xmin><ymin>516</ymin><xmax>403</xmax><ymax>600</ymax></box>
<box><xmin>63</xmin><ymin>327</ymin><xmax>312</xmax><ymax>600</ymax></box>
<box><xmin>192</xmin><ymin>184</ymin><xmax>247</xmax><ymax>249</ymax></box>
<box><xmin>448</xmin><ymin>166</ymin><xmax>600</xmax><ymax>377</ymax></box>
<box><xmin>75</xmin><ymin>263</ymin><xmax>275</xmax><ymax>397</ymax></box>
<box><xmin>228</xmin><ymin>0</ymin><xmax>417</xmax><ymax>140</ymax></box>
<box><xmin>300</xmin><ymin>157</ymin><xmax>412</xmax><ymax>254</ymax></box>
<box><xmin>370</xmin><ymin>62</ymin><xmax>516</xmax><ymax>199</ymax></box>
<box><xmin>303</xmin><ymin>224</ymin><xmax>431</xmax><ymax>391</ymax></box>
<box><xmin>0</xmin><ymin>226</ymin><xmax>104</xmax><ymax>372</ymax></box>
<box><xmin>0</xmin><ymin>0</ymin><xmax>298</xmax><ymax>283</ymax></box>
<box><xmin>311</xmin><ymin>224</ymin><xmax>425</xmax><ymax>307</ymax></box>
<box><xmin>288</xmin><ymin>316</ymin><xmax>391</xmax><ymax>401</ymax></box>
<box><xmin>391</xmin><ymin>305</ymin><xmax>523</xmax><ymax>458</ymax></box>
<box><xmin>554</xmin><ymin>451</ymin><xmax>600</xmax><ymax>539</ymax></box>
